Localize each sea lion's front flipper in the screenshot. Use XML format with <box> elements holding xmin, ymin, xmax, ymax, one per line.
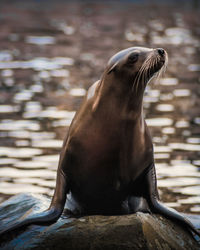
<box><xmin>145</xmin><ymin>163</ymin><xmax>200</xmax><ymax>238</ymax></box>
<box><xmin>0</xmin><ymin>170</ymin><xmax>69</xmax><ymax>236</ymax></box>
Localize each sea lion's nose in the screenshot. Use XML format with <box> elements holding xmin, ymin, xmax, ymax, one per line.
<box><xmin>157</xmin><ymin>48</ymin><xmax>165</xmax><ymax>56</ymax></box>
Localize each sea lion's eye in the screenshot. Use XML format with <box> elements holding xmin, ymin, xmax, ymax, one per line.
<box><xmin>127</xmin><ymin>53</ymin><xmax>139</xmax><ymax>64</ymax></box>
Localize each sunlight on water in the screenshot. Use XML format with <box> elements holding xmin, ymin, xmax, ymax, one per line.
<box><xmin>188</xmin><ymin>64</ymin><xmax>200</xmax><ymax>72</ymax></box>
<box><xmin>173</xmin><ymin>89</ymin><xmax>191</xmax><ymax>97</ymax></box>
<box><xmin>169</xmin><ymin>143</ymin><xmax>200</xmax><ymax>151</ymax></box>
<box><xmin>33</xmin><ymin>154</ymin><xmax>59</xmax><ymax>163</ymax></box>
<box><xmin>193</xmin><ymin>160</ymin><xmax>200</xmax><ymax>166</ymax></box>
<box><xmin>25</xmin><ymin>36</ymin><xmax>56</xmax><ymax>45</ymax></box>
<box><xmin>51</xmin><ymin>20</ymin><xmax>75</xmax><ymax>35</ymax></box>
<box><xmin>15</xmin><ymin>140</ymin><xmax>30</xmax><ymax>146</ymax></box>
<box><xmin>162</xmin><ymin>127</ymin><xmax>175</xmax><ymax>134</ymax></box>
<box><xmin>25</xmin><ymin>102</ymin><xmax>42</xmax><ymax>112</ymax></box>
<box><xmin>1</xmin><ymin>69</ymin><xmax>13</xmax><ymax>77</ymax></box>
<box><xmin>190</xmin><ymin>206</ymin><xmax>200</xmax><ymax>212</ymax></box>
<box><xmin>14</xmin><ymin>90</ymin><xmax>33</xmax><ymax>102</ymax></box>
<box><xmin>160</xmin><ymin>93</ymin><xmax>173</xmax><ymax>101</ymax></box>
<box><xmin>177</xmin><ymin>186</ymin><xmax>200</xmax><ymax>196</ymax></box>
<box><xmin>0</xmin><ymin>105</ymin><xmax>20</xmax><ymax>113</ymax></box>
<box><xmin>154</xmin><ymin>153</ymin><xmax>170</xmax><ymax>159</ymax></box>
<box><xmin>0</xmin><ymin>120</ymin><xmax>40</xmax><ymax>131</ymax></box>
<box><xmin>0</xmin><ymin>57</ymin><xmax>74</xmax><ymax>70</ymax></box>
<box><xmin>0</xmin><ymin>51</ymin><xmax>13</xmax><ymax>61</ymax></box>
<box><xmin>0</xmin><ymin>147</ymin><xmax>43</xmax><ymax>158</ymax></box>
<box><xmin>159</xmin><ymin>78</ymin><xmax>178</xmax><ymax>86</ymax></box>
<box><xmin>187</xmin><ymin>138</ymin><xmax>200</xmax><ymax>144</ymax></box>
<box><xmin>158</xmin><ymin>177</ymin><xmax>199</xmax><ymax>187</ymax></box>
<box><xmin>125</xmin><ymin>30</ymin><xmax>144</xmax><ymax>42</ymax></box>
<box><xmin>69</xmin><ymin>88</ymin><xmax>87</xmax><ymax>97</ymax></box>
<box><xmin>32</xmin><ymin>139</ymin><xmax>63</xmax><ymax>148</ymax></box>
<box><xmin>0</xmin><ymin>167</ymin><xmax>56</xmax><ymax>179</ymax></box>
<box><xmin>23</xmin><ymin>107</ymin><xmax>75</xmax><ymax>120</ymax></box>
<box><xmin>165</xmin><ymin>27</ymin><xmax>193</xmax><ymax>45</ymax></box>
<box><xmin>30</xmin><ymin>84</ymin><xmax>44</xmax><ymax>93</ymax></box>
<box><xmin>0</xmin><ymin>182</ymin><xmax>52</xmax><ymax>195</ymax></box>
<box><xmin>156</xmin><ymin>161</ymin><xmax>200</xmax><ymax>177</ymax></box>
<box><xmin>146</xmin><ymin>118</ymin><xmax>173</xmax><ymax>127</ymax></box>
<box><xmin>154</xmin><ymin>146</ymin><xmax>172</xmax><ymax>153</ymax></box>
<box><xmin>175</xmin><ymin>120</ymin><xmax>189</xmax><ymax>128</ymax></box>
<box><xmin>0</xmin><ymin>158</ymin><xmax>19</xmax><ymax>165</ymax></box>
<box><xmin>51</xmin><ymin>69</ymin><xmax>69</xmax><ymax>77</ymax></box>
<box><xmin>156</xmin><ymin>104</ymin><xmax>174</xmax><ymax>112</ymax></box>
<box><xmin>14</xmin><ymin>160</ymin><xmax>53</xmax><ymax>169</ymax></box>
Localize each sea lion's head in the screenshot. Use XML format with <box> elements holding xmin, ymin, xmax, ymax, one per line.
<box><xmin>92</xmin><ymin>47</ymin><xmax>167</xmax><ymax>112</ymax></box>
<box><xmin>106</xmin><ymin>47</ymin><xmax>168</xmax><ymax>93</ymax></box>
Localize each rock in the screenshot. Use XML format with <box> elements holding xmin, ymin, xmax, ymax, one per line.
<box><xmin>0</xmin><ymin>193</ymin><xmax>199</xmax><ymax>250</ymax></box>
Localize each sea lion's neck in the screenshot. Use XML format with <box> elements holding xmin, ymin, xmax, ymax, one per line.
<box><xmin>93</xmin><ymin>76</ymin><xmax>145</xmax><ymax>127</ymax></box>
<box><xmin>107</xmin><ymin>75</ymin><xmax>145</xmax><ymax>119</ymax></box>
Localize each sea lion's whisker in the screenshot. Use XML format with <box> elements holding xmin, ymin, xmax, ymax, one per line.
<box><xmin>135</xmin><ymin>64</ymin><xmax>147</xmax><ymax>93</ymax></box>
<box><xmin>135</xmin><ymin>56</ymin><xmax>153</xmax><ymax>92</ymax></box>
<box><xmin>134</xmin><ymin>69</ymin><xmax>142</xmax><ymax>93</ymax></box>
<box><xmin>132</xmin><ymin>62</ymin><xmax>145</xmax><ymax>92</ymax></box>
<box><xmin>144</xmin><ymin>56</ymin><xmax>154</xmax><ymax>87</ymax></box>
<box><xmin>132</xmin><ymin>51</ymin><xmax>166</xmax><ymax>93</ymax></box>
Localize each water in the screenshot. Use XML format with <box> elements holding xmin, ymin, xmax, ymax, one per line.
<box><xmin>0</xmin><ymin>1</ymin><xmax>199</xmax><ymax>215</ymax></box>
<box><xmin>25</xmin><ymin>36</ymin><xmax>56</xmax><ymax>45</ymax></box>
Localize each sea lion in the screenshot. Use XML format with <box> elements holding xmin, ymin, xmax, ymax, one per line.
<box><xmin>0</xmin><ymin>47</ymin><xmax>200</xmax><ymax>238</ymax></box>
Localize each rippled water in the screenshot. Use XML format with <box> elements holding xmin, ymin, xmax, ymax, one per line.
<box><xmin>0</xmin><ymin>1</ymin><xmax>199</xmax><ymax>215</ymax></box>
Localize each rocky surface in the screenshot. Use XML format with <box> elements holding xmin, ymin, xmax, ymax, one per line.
<box><xmin>0</xmin><ymin>193</ymin><xmax>199</xmax><ymax>250</ymax></box>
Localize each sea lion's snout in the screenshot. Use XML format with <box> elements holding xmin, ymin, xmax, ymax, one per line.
<box><xmin>157</xmin><ymin>48</ymin><xmax>165</xmax><ymax>57</ymax></box>
<box><xmin>155</xmin><ymin>48</ymin><xmax>167</xmax><ymax>64</ymax></box>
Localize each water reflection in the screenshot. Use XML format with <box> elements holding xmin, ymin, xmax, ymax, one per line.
<box><xmin>1</xmin><ymin>69</ymin><xmax>13</xmax><ymax>77</ymax></box>
<box><xmin>32</xmin><ymin>139</ymin><xmax>62</xmax><ymax>148</ymax></box>
<box><xmin>23</xmin><ymin>107</ymin><xmax>75</xmax><ymax>120</ymax></box>
<box><xmin>162</xmin><ymin>127</ymin><xmax>175</xmax><ymax>134</ymax></box>
<box><xmin>30</xmin><ymin>84</ymin><xmax>44</xmax><ymax>93</ymax></box>
<box><xmin>14</xmin><ymin>160</ymin><xmax>53</xmax><ymax>169</ymax></box>
<box><xmin>159</xmin><ymin>78</ymin><xmax>178</xmax><ymax>86</ymax></box>
<box><xmin>0</xmin><ymin>51</ymin><xmax>13</xmax><ymax>61</ymax></box>
<box><xmin>0</xmin><ymin>147</ymin><xmax>42</xmax><ymax>158</ymax></box>
<box><xmin>0</xmin><ymin>120</ymin><xmax>40</xmax><ymax>131</ymax></box>
<box><xmin>175</xmin><ymin>120</ymin><xmax>189</xmax><ymax>128</ymax></box>
<box><xmin>14</xmin><ymin>90</ymin><xmax>33</xmax><ymax>102</ymax></box>
<box><xmin>156</xmin><ymin>104</ymin><xmax>174</xmax><ymax>112</ymax></box>
<box><xmin>0</xmin><ymin>57</ymin><xmax>74</xmax><ymax>70</ymax></box>
<box><xmin>146</xmin><ymin>118</ymin><xmax>173</xmax><ymax>127</ymax></box>
<box><xmin>0</xmin><ymin>158</ymin><xmax>19</xmax><ymax>165</ymax></box>
<box><xmin>51</xmin><ymin>20</ymin><xmax>75</xmax><ymax>35</ymax></box>
<box><xmin>0</xmin><ymin>105</ymin><xmax>20</xmax><ymax>113</ymax></box>
<box><xmin>152</xmin><ymin>26</ymin><xmax>199</xmax><ymax>46</ymax></box>
<box><xmin>0</xmin><ymin>167</ymin><xmax>56</xmax><ymax>179</ymax></box>
<box><xmin>25</xmin><ymin>36</ymin><xmax>56</xmax><ymax>45</ymax></box>
<box><xmin>188</xmin><ymin>64</ymin><xmax>200</xmax><ymax>72</ymax></box>
<box><xmin>69</xmin><ymin>88</ymin><xmax>86</xmax><ymax>97</ymax></box>
<box><xmin>169</xmin><ymin>143</ymin><xmax>200</xmax><ymax>151</ymax></box>
<box><xmin>173</xmin><ymin>89</ymin><xmax>191</xmax><ymax>97</ymax></box>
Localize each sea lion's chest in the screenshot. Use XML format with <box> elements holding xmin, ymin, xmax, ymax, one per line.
<box><xmin>67</xmin><ymin>119</ymin><xmax>153</xmax><ymax>193</ymax></box>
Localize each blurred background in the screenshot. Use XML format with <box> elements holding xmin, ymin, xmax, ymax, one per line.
<box><xmin>0</xmin><ymin>0</ymin><xmax>199</xmax><ymax>216</ymax></box>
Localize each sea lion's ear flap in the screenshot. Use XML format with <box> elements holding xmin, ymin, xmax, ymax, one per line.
<box><xmin>107</xmin><ymin>62</ymin><xmax>118</xmax><ymax>74</ymax></box>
